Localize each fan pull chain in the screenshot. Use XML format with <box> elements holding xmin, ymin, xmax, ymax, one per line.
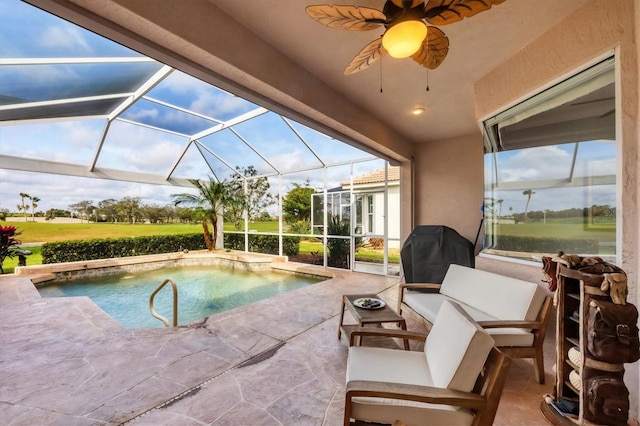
<box><xmin>379</xmin><ymin>56</ymin><xmax>383</xmax><ymax>93</ymax></box>
<box><xmin>426</xmin><ymin>69</ymin><xmax>430</xmax><ymax>92</ymax></box>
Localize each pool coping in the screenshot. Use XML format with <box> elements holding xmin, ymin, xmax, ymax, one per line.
<box><xmin>16</xmin><ymin>250</ymin><xmax>336</xmax><ymax>284</ymax></box>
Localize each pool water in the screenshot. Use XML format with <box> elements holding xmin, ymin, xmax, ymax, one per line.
<box><xmin>38</xmin><ymin>266</ymin><xmax>322</xmax><ymax>328</ymax></box>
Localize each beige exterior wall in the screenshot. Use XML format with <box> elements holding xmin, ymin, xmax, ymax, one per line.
<box><xmin>413</xmin><ymin>134</ymin><xmax>485</xmax><ymax>245</ymax></box>
<box><xmin>473</xmin><ymin>0</ymin><xmax>639</xmax><ymax>417</ymax></box>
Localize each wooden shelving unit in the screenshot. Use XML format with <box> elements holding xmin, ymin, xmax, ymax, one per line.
<box><xmin>542</xmin><ymin>264</ymin><xmax>630</xmax><ymax>425</ymax></box>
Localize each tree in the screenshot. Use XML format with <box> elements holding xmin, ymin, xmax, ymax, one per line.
<box><xmin>283</xmin><ymin>181</ymin><xmax>316</xmax><ymax>223</ymax></box>
<box><xmin>69</xmin><ymin>200</ymin><xmax>95</xmax><ymax>223</ymax></box>
<box><xmin>0</xmin><ymin>225</ymin><xmax>22</xmax><ymax>274</ymax></box>
<box><xmin>496</xmin><ymin>199</ymin><xmax>504</xmax><ymax>219</ymax></box>
<box><xmin>30</xmin><ymin>196</ymin><xmax>40</xmax><ymax>221</ymax></box>
<box><xmin>226</xmin><ymin>166</ymin><xmax>274</xmax><ymax>228</ymax></box>
<box><xmin>18</xmin><ymin>193</ymin><xmax>30</xmax><ymax>220</ymax></box>
<box><xmin>172</xmin><ymin>177</ymin><xmax>233</xmax><ymax>250</ymax></box>
<box><xmin>522</xmin><ymin>189</ymin><xmax>535</xmax><ymax>222</ymax></box>
<box><xmin>97</xmin><ymin>199</ymin><xmax>119</xmax><ymax>223</ymax></box>
<box><xmin>117</xmin><ymin>197</ymin><xmax>141</xmax><ymax>224</ymax></box>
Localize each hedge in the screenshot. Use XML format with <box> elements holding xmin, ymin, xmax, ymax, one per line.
<box><xmin>224</xmin><ymin>233</ymin><xmax>300</xmax><ymax>256</ymax></box>
<box><xmin>488</xmin><ymin>235</ymin><xmax>600</xmax><ymax>254</ymax></box>
<box><xmin>42</xmin><ymin>233</ymin><xmax>206</xmax><ymax>264</ymax></box>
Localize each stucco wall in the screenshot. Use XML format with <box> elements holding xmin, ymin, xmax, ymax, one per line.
<box><xmin>474</xmin><ymin>0</ymin><xmax>639</xmax><ymax>418</ymax></box>
<box><xmin>413</xmin><ymin>133</ymin><xmax>484</xmax><ymax>246</ymax></box>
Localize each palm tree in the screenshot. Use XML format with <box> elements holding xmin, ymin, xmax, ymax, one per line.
<box><xmin>30</xmin><ymin>196</ymin><xmax>40</xmax><ymax>221</ymax></box>
<box><xmin>522</xmin><ymin>189</ymin><xmax>535</xmax><ymax>222</ymax></box>
<box><xmin>19</xmin><ymin>193</ymin><xmax>30</xmax><ymax>221</ymax></box>
<box><xmin>172</xmin><ymin>177</ymin><xmax>236</xmax><ymax>250</ymax></box>
<box><xmin>496</xmin><ymin>199</ymin><xmax>504</xmax><ymax>220</ymax></box>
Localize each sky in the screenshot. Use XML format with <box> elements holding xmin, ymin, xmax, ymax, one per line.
<box><xmin>484</xmin><ymin>141</ymin><xmax>617</xmax><ymax>215</ymax></box>
<box><xmin>0</xmin><ymin>0</ymin><xmax>381</xmax><ymax>214</ymax></box>
<box><xmin>0</xmin><ymin>0</ymin><xmax>618</xmax><ymax>216</ymax></box>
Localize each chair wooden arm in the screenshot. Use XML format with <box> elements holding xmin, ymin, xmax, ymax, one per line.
<box><xmin>399</xmin><ymin>282</ymin><xmax>442</xmax><ymax>291</ymax></box>
<box><xmin>398</xmin><ymin>282</ymin><xmax>442</xmax><ymax>312</ymax></box>
<box><xmin>349</xmin><ymin>327</ymin><xmax>427</xmax><ymax>347</ymax></box>
<box><xmin>477</xmin><ymin>320</ymin><xmax>543</xmax><ymax>329</ymax></box>
<box><xmin>345</xmin><ymin>380</ymin><xmax>486</xmax><ymax>410</ymax></box>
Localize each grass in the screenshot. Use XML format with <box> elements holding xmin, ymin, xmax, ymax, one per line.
<box><xmin>224</xmin><ymin>221</ymin><xmax>280</xmax><ymax>233</ymax></box>
<box><xmin>489</xmin><ymin>219</ymin><xmax>615</xmax><ymax>243</ymax></box>
<box><xmin>298</xmin><ymin>239</ymin><xmax>400</xmax><ymax>263</ymax></box>
<box><xmin>6</xmin><ymin>221</ymin><xmax>203</xmax><ymax>243</ymax></box>
<box><xmin>1</xmin><ymin>216</ymin><xmax>614</xmax><ymax>274</ymax></box>
<box><xmin>2</xmin><ymin>246</ymin><xmax>42</xmax><ymax>274</ymax></box>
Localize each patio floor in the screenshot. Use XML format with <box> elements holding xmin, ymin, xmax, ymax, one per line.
<box><xmin>0</xmin><ymin>262</ymin><xmax>555</xmax><ymax>425</ymax></box>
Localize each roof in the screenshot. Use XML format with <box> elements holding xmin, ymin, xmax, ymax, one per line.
<box><xmin>342</xmin><ymin>166</ymin><xmax>400</xmax><ymax>187</ymax></box>
<box><xmin>0</xmin><ymin>0</ymin><xmax>379</xmax><ymax>189</ymax></box>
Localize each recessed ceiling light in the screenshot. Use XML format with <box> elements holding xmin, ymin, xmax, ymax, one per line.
<box><xmin>410</xmin><ymin>107</ymin><xmax>425</xmax><ymax>116</ymax></box>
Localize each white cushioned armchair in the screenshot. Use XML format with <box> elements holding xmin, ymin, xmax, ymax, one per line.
<box><xmin>344</xmin><ymin>300</ymin><xmax>511</xmax><ymax>426</ymax></box>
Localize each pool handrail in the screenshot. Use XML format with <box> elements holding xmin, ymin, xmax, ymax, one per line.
<box><xmin>149</xmin><ymin>278</ymin><xmax>178</xmax><ymax>327</ymax></box>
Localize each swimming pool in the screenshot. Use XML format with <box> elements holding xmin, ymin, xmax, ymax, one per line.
<box><xmin>38</xmin><ymin>265</ymin><xmax>323</xmax><ymax>328</ymax></box>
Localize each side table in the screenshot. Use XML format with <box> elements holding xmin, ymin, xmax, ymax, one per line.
<box><xmin>338</xmin><ymin>293</ymin><xmax>410</xmax><ymax>350</ymax></box>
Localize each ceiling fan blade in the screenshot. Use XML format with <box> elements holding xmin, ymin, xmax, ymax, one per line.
<box><xmin>411</xmin><ymin>26</ymin><xmax>449</xmax><ymax>69</ymax></box>
<box><xmin>571</xmin><ymin>97</ymin><xmax>615</xmax><ymax>106</ymax></box>
<box><xmin>599</xmin><ymin>109</ymin><xmax>615</xmax><ymax>119</ymax></box>
<box><xmin>390</xmin><ymin>0</ymin><xmax>425</xmax><ymax>8</ymax></box>
<box><xmin>344</xmin><ymin>38</ymin><xmax>388</xmax><ymax>75</ymax></box>
<box><xmin>306</xmin><ymin>5</ymin><xmax>387</xmax><ymax>31</ymax></box>
<box><xmin>424</xmin><ymin>0</ymin><xmax>506</xmax><ymax>26</ymax></box>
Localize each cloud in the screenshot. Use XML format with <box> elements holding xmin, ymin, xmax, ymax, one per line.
<box><xmin>40</xmin><ymin>25</ymin><xmax>91</xmax><ymax>53</ymax></box>
<box><xmin>486</xmin><ymin>144</ymin><xmax>617</xmax><ymax>212</ymax></box>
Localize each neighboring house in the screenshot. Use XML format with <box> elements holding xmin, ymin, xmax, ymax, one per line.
<box><xmin>312</xmin><ymin>167</ymin><xmax>401</xmax><ymax>249</ymax></box>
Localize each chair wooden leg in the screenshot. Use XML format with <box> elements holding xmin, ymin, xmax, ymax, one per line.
<box><xmin>534</xmin><ymin>350</ymin><xmax>545</xmax><ymax>384</ymax></box>
<box><xmin>344</xmin><ymin>393</ymin><xmax>352</xmax><ymax>426</ymax></box>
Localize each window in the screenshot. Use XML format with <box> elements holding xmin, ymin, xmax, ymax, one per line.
<box><xmin>482</xmin><ymin>58</ymin><xmax>616</xmax><ymax>262</ymax></box>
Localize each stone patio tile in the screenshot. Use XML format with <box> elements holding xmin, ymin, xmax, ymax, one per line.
<box><xmin>155</xmin><ymin>350</ymin><xmax>233</xmax><ymax>386</ymax></box>
<box><xmin>235</xmin><ymin>355</ymin><xmax>317</xmax><ymax>408</ymax></box>
<box><xmin>2</xmin><ymin>357</ymin><xmax>94</xmax><ymax>405</ymax></box>
<box><xmin>137</xmin><ymin>373</ymin><xmax>242</xmax><ymax>424</ymax></box>
<box><xmin>203</xmin><ymin>314</ymin><xmax>283</xmax><ymax>357</ymax></box>
<box><xmin>127</xmin><ymin>410</ymin><xmax>203</xmax><ymax>426</ymax></box>
<box><xmin>267</xmin><ymin>379</ymin><xmax>339</xmax><ymax>426</ymax></box>
<box><xmin>323</xmin><ymin>385</ymin><xmax>347</xmax><ymax>426</ymax></box>
<box><xmin>154</xmin><ymin>326</ymin><xmax>247</xmax><ymax>366</ymax></box>
<box><xmin>0</xmin><ymin>402</ymin><xmax>113</xmax><ymax>426</ymax></box>
<box><xmin>87</xmin><ymin>377</ymin><xmax>188</xmax><ymax>424</ymax></box>
<box><xmin>212</xmin><ymin>401</ymin><xmax>281</xmax><ymax>425</ymax></box>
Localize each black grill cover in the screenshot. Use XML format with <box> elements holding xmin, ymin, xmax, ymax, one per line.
<box><xmin>401</xmin><ymin>225</ymin><xmax>475</xmax><ymax>286</ymax></box>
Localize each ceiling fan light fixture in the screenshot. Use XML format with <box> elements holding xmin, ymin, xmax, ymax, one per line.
<box><xmin>410</xmin><ymin>106</ymin><xmax>426</xmax><ymax>115</ymax></box>
<box><xmin>382</xmin><ymin>20</ymin><xmax>427</xmax><ymax>58</ymax></box>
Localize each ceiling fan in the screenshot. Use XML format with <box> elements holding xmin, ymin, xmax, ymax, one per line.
<box><xmin>306</xmin><ymin>0</ymin><xmax>506</xmax><ymax>75</ymax></box>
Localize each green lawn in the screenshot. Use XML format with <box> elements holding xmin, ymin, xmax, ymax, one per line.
<box><xmin>2</xmin><ymin>246</ymin><xmax>42</xmax><ymax>274</ymax></box>
<box><xmin>1</xmin><ymin>216</ymin><xmax>614</xmax><ymax>274</ymax></box>
<box><xmin>6</xmin><ymin>221</ymin><xmax>203</xmax><ymax>243</ymax></box>
<box><xmin>299</xmin><ymin>239</ymin><xmax>400</xmax><ymax>263</ymax></box>
<box><xmin>224</xmin><ymin>221</ymin><xmax>280</xmax><ymax>232</ymax></box>
<box><xmin>489</xmin><ymin>219</ymin><xmax>615</xmax><ymax>243</ymax></box>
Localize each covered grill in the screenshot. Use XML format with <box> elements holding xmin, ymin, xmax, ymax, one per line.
<box><xmin>401</xmin><ymin>225</ymin><xmax>475</xmax><ymax>286</ymax></box>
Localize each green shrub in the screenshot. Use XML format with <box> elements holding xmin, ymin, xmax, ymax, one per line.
<box><xmin>41</xmin><ymin>233</ymin><xmax>206</xmax><ymax>264</ymax></box>
<box><xmin>488</xmin><ymin>235</ymin><xmax>600</xmax><ymax>254</ymax></box>
<box><xmin>288</xmin><ymin>220</ymin><xmax>310</xmax><ymax>234</ymax></box>
<box><xmin>327</xmin><ymin>216</ymin><xmax>349</xmax><ymax>268</ymax></box>
<box><xmin>223</xmin><ymin>233</ymin><xmax>300</xmax><ymax>256</ymax></box>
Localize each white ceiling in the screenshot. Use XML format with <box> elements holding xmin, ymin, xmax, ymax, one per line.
<box><xmin>211</xmin><ymin>0</ymin><xmax>588</xmax><ymax>144</ymax></box>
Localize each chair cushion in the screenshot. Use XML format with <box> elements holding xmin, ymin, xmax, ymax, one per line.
<box><xmin>425</xmin><ymin>300</ymin><xmax>495</xmax><ymax>391</ymax></box>
<box><xmin>403</xmin><ymin>292</ymin><xmax>535</xmax><ymax>347</ymax></box>
<box><xmin>440</xmin><ymin>264</ymin><xmax>546</xmax><ymax>322</ymax></box>
<box><xmin>347</xmin><ymin>346</ymin><xmax>475</xmax><ymax>425</ymax></box>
